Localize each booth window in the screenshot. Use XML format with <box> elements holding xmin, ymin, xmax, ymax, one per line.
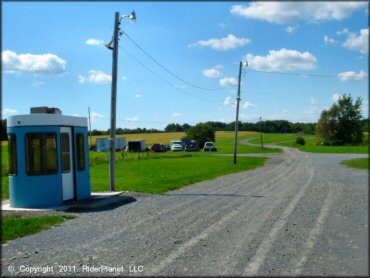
<box><xmin>8</xmin><ymin>134</ymin><xmax>17</xmax><ymax>175</ymax></box>
<box><xmin>76</xmin><ymin>134</ymin><xmax>85</xmax><ymax>171</ymax></box>
<box><xmin>26</xmin><ymin>133</ymin><xmax>58</xmax><ymax>175</ymax></box>
<box><xmin>61</xmin><ymin>133</ymin><xmax>71</xmax><ymax>173</ymax></box>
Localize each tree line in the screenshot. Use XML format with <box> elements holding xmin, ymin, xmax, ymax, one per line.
<box><xmin>165</xmin><ymin>120</ymin><xmax>317</xmax><ymax>134</ymax></box>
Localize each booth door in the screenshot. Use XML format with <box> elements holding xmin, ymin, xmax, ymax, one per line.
<box><xmin>61</xmin><ymin>127</ymin><xmax>75</xmax><ymax>201</ymax></box>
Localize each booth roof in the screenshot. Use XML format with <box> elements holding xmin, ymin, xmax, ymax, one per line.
<box><xmin>7</xmin><ymin>114</ymin><xmax>88</xmax><ymax>128</ymax></box>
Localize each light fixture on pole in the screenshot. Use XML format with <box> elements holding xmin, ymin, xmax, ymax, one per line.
<box><xmin>233</xmin><ymin>61</ymin><xmax>248</xmax><ymax>165</ymax></box>
<box><xmin>106</xmin><ymin>10</ymin><xmax>136</xmax><ymax>191</ymax></box>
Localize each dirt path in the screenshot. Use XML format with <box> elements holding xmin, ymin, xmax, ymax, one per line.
<box><xmin>1</xmin><ymin>144</ymin><xmax>368</xmax><ymax>276</ymax></box>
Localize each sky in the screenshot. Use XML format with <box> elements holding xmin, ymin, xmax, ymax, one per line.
<box><xmin>2</xmin><ymin>1</ymin><xmax>369</xmax><ymax>130</ymax></box>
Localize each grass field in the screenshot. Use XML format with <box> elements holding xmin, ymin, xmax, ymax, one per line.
<box><xmin>90</xmin><ymin>155</ymin><xmax>267</xmax><ymax>194</ymax></box>
<box><xmin>341</xmin><ymin>158</ymin><xmax>369</xmax><ymax>170</ymax></box>
<box><xmin>1</xmin><ymin>131</ymin><xmax>273</xmax><ymax>199</ymax></box>
<box><xmin>1</xmin><ymin>214</ymin><xmax>76</xmax><ymax>243</ymax></box>
<box><xmin>249</xmin><ymin>133</ymin><xmax>369</xmax><ymax>154</ymax></box>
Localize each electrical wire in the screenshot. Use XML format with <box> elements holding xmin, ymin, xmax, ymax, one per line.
<box><xmin>119</xmin><ymin>45</ymin><xmax>223</xmax><ymax>103</ymax></box>
<box><xmin>123</xmin><ymin>32</ymin><xmax>225</xmax><ymax>91</ymax></box>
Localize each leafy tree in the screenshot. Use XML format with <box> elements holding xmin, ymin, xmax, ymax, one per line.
<box><xmin>316</xmin><ymin>94</ymin><xmax>363</xmax><ymax>145</ymax></box>
<box><xmin>186</xmin><ymin>123</ymin><xmax>215</xmax><ymax>148</ymax></box>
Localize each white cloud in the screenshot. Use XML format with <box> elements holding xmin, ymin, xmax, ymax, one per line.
<box><xmin>285</xmin><ymin>26</ymin><xmax>297</xmax><ymax>34</ymax></box>
<box><xmin>338</xmin><ymin>70</ymin><xmax>368</xmax><ymax>82</ymax></box>
<box><xmin>337</xmin><ymin>28</ymin><xmax>349</xmax><ymax>35</ymax></box>
<box><xmin>220</xmin><ymin>77</ymin><xmax>238</xmax><ymax>87</ymax></box>
<box><xmin>2</xmin><ymin>50</ymin><xmax>66</xmax><ymax>75</ymax></box>
<box><xmin>90</xmin><ymin>112</ymin><xmax>104</xmax><ymax>122</ymax></box>
<box><xmin>203</xmin><ymin>66</ymin><xmax>223</xmax><ymax>78</ymax></box>
<box><xmin>172</xmin><ymin>112</ymin><xmax>182</xmax><ymax>118</ymax></box>
<box><xmin>341</xmin><ymin>28</ymin><xmax>368</xmax><ymax>54</ymax></box>
<box><xmin>230</xmin><ymin>2</ymin><xmax>367</xmax><ymax>24</ymax></box>
<box><xmin>3</xmin><ymin>108</ymin><xmax>18</xmax><ymax>115</ymax></box>
<box><xmin>242</xmin><ymin>101</ymin><xmax>256</xmax><ymax>109</ymax></box>
<box><xmin>122</xmin><ymin>75</ymin><xmax>128</xmax><ymax>81</ymax></box>
<box><xmin>86</xmin><ymin>39</ymin><xmax>104</xmax><ymax>46</ymax></box>
<box><xmin>246</xmin><ymin>48</ymin><xmax>317</xmax><ymax>72</ymax></box>
<box><xmin>324</xmin><ymin>35</ymin><xmax>338</xmax><ymax>45</ymax></box>
<box><xmin>189</xmin><ymin>34</ymin><xmax>251</xmax><ymax>51</ymax></box>
<box><xmin>134</xmin><ymin>94</ymin><xmax>142</xmax><ymax>98</ymax></box>
<box><xmin>78</xmin><ymin>70</ymin><xmax>111</xmax><ymax>84</ymax></box>
<box><xmin>126</xmin><ymin>116</ymin><xmax>139</xmax><ymax>122</ymax></box>
<box><xmin>332</xmin><ymin>94</ymin><xmax>343</xmax><ymax>103</ymax></box>
<box><xmin>310</xmin><ymin>97</ymin><xmax>318</xmax><ymax>105</ymax></box>
<box><xmin>224</xmin><ymin>96</ymin><xmax>236</xmax><ymax>109</ymax></box>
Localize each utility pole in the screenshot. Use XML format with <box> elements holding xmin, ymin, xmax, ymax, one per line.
<box><xmin>88</xmin><ymin>107</ymin><xmax>92</xmax><ymax>149</ymax></box>
<box><xmin>108</xmin><ymin>12</ymin><xmax>120</xmax><ymax>191</ymax></box>
<box><xmin>106</xmin><ymin>10</ymin><xmax>136</xmax><ymax>192</ymax></box>
<box><xmin>260</xmin><ymin>116</ymin><xmax>264</xmax><ymax>149</ymax></box>
<box><xmin>234</xmin><ymin>61</ymin><xmax>243</xmax><ymax>164</ymax></box>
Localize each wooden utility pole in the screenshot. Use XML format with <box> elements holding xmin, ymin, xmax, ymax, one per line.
<box><xmin>234</xmin><ymin>61</ymin><xmax>243</xmax><ymax>165</ymax></box>
<box><xmin>260</xmin><ymin>116</ymin><xmax>264</xmax><ymax>149</ymax></box>
<box><xmin>108</xmin><ymin>12</ymin><xmax>120</xmax><ymax>191</ymax></box>
<box><xmin>88</xmin><ymin>107</ymin><xmax>92</xmax><ymax>149</ymax></box>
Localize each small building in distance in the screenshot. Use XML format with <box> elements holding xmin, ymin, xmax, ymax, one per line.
<box><xmin>96</xmin><ymin>138</ymin><xmax>126</xmax><ymax>152</ymax></box>
<box><xmin>127</xmin><ymin>139</ymin><xmax>146</xmax><ymax>152</ymax></box>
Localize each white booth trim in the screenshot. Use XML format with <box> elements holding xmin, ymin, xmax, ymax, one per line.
<box><xmin>7</xmin><ymin>114</ymin><xmax>88</xmax><ymax>128</ymax></box>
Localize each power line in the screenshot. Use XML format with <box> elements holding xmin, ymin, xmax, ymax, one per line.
<box><xmin>119</xmin><ymin>45</ymin><xmax>222</xmax><ymax>103</ymax></box>
<box><xmin>123</xmin><ymin>32</ymin><xmax>225</xmax><ymax>91</ymax></box>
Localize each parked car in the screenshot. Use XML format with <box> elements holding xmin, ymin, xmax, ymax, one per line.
<box><xmin>185</xmin><ymin>143</ymin><xmax>199</xmax><ymax>151</ymax></box>
<box><xmin>203</xmin><ymin>142</ymin><xmax>218</xmax><ymax>152</ymax></box>
<box><xmin>162</xmin><ymin>144</ymin><xmax>171</xmax><ymax>151</ymax></box>
<box><xmin>151</xmin><ymin>143</ymin><xmax>165</xmax><ymax>152</ymax></box>
<box><xmin>171</xmin><ymin>143</ymin><xmax>183</xmax><ymax>151</ymax></box>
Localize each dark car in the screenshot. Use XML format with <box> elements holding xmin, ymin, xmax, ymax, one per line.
<box><xmin>151</xmin><ymin>143</ymin><xmax>165</xmax><ymax>152</ymax></box>
<box><xmin>185</xmin><ymin>143</ymin><xmax>199</xmax><ymax>152</ymax></box>
<box><xmin>161</xmin><ymin>144</ymin><xmax>170</xmax><ymax>151</ymax></box>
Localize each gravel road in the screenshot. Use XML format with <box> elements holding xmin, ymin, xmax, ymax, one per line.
<box><xmin>2</xmin><ymin>143</ymin><xmax>368</xmax><ymax>276</ymax></box>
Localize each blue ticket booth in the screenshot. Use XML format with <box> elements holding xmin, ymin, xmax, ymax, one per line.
<box><xmin>7</xmin><ymin>108</ymin><xmax>91</xmax><ymax>208</ymax></box>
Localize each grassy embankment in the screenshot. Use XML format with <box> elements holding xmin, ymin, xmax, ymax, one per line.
<box><xmin>1</xmin><ymin>214</ymin><xmax>76</xmax><ymax>243</ymax></box>
<box><xmin>248</xmin><ymin>133</ymin><xmax>369</xmax><ymax>154</ymax></box>
<box><xmin>341</xmin><ymin>158</ymin><xmax>369</xmax><ymax>170</ymax></box>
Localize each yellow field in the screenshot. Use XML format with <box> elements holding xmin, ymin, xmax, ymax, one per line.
<box><xmin>0</xmin><ymin>131</ymin><xmax>257</xmax><ymax>147</ymax></box>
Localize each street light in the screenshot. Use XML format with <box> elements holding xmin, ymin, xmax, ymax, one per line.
<box><xmin>106</xmin><ymin>10</ymin><xmax>136</xmax><ymax>191</ymax></box>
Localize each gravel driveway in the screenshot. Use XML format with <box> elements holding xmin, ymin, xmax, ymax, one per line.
<box><xmin>1</xmin><ymin>143</ymin><xmax>368</xmax><ymax>276</ymax></box>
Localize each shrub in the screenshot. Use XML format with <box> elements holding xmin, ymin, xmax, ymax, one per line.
<box><xmin>296</xmin><ymin>136</ymin><xmax>306</xmax><ymax>146</ymax></box>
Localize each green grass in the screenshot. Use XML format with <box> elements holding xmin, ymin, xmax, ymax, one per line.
<box><xmin>341</xmin><ymin>158</ymin><xmax>369</xmax><ymax>170</ymax></box>
<box><xmin>249</xmin><ymin>133</ymin><xmax>369</xmax><ymax>154</ymax></box>
<box><xmin>91</xmin><ymin>155</ymin><xmax>267</xmax><ymax>194</ymax></box>
<box><xmin>1</xmin><ymin>214</ymin><xmax>76</xmax><ymax>243</ymax></box>
<box><xmin>215</xmin><ymin>132</ymin><xmax>282</xmax><ymax>154</ymax></box>
<box><xmin>1</xmin><ymin>131</ymin><xmax>274</xmax><ymax>199</ymax></box>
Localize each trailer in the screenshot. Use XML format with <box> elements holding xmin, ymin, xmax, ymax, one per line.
<box><xmin>96</xmin><ymin>137</ymin><xmax>126</xmax><ymax>152</ymax></box>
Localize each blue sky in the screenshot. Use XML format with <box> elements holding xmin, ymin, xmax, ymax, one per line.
<box><xmin>2</xmin><ymin>2</ymin><xmax>369</xmax><ymax>130</ymax></box>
